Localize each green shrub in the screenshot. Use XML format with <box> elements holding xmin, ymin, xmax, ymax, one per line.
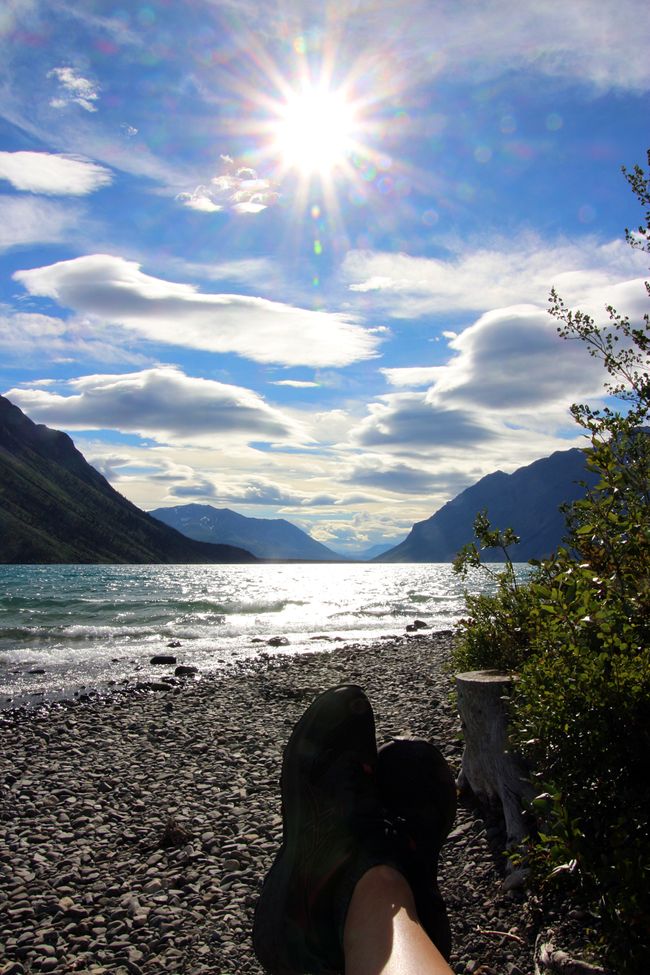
<box><xmin>452</xmin><ymin>152</ymin><xmax>650</xmax><ymax>973</ymax></box>
<box><xmin>452</xmin><ymin>512</ymin><xmax>540</xmax><ymax>673</ymax></box>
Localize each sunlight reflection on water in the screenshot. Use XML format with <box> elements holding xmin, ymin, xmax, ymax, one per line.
<box><xmin>0</xmin><ymin>562</ymin><xmax>530</xmax><ymax>706</ymax></box>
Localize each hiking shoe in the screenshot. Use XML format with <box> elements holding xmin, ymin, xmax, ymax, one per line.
<box><xmin>253</xmin><ymin>685</ymin><xmax>389</xmax><ymax>975</ymax></box>
<box><xmin>377</xmin><ymin>738</ymin><xmax>457</xmax><ymax>960</ymax></box>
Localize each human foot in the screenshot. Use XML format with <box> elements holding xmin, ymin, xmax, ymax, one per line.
<box><xmin>253</xmin><ymin>685</ymin><xmax>389</xmax><ymax>974</ymax></box>
<box><xmin>377</xmin><ymin>738</ymin><xmax>457</xmax><ymax>959</ymax></box>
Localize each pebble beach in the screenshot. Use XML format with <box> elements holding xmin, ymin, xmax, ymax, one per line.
<box><xmin>1</xmin><ymin>631</ymin><xmax>559</xmax><ymax>975</ymax></box>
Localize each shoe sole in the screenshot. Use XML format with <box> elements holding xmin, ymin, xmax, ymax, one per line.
<box><xmin>253</xmin><ymin>685</ymin><xmax>375</xmax><ymax>975</ymax></box>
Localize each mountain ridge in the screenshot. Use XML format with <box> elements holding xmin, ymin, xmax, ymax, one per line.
<box><xmin>149</xmin><ymin>503</ymin><xmax>345</xmax><ymax>561</ymax></box>
<box><xmin>376</xmin><ymin>447</ymin><xmax>596</xmax><ymax>562</ymax></box>
<box><xmin>0</xmin><ymin>395</ymin><xmax>256</xmax><ymax>565</ymax></box>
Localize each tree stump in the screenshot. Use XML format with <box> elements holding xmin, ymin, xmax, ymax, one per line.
<box><xmin>455</xmin><ymin>670</ymin><xmax>535</xmax><ymax>849</ymax></box>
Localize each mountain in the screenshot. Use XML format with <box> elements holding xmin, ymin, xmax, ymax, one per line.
<box><xmin>0</xmin><ymin>395</ymin><xmax>256</xmax><ymax>564</ymax></box>
<box><xmin>343</xmin><ymin>540</ymin><xmax>407</xmax><ymax>561</ymax></box>
<box><xmin>149</xmin><ymin>503</ymin><xmax>344</xmax><ymax>561</ymax></box>
<box><xmin>376</xmin><ymin>447</ymin><xmax>596</xmax><ymax>563</ymax></box>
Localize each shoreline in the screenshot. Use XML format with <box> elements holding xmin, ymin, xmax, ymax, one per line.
<box><xmin>0</xmin><ymin>627</ymin><xmax>452</xmax><ymax>714</ymax></box>
<box><xmin>1</xmin><ymin>632</ymin><xmax>557</xmax><ymax>974</ymax></box>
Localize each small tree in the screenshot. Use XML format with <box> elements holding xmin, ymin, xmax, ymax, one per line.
<box><xmin>452</xmin><ymin>512</ymin><xmax>539</xmax><ymax>673</ymax></box>
<box><xmin>452</xmin><ymin>151</ymin><xmax>650</xmax><ymax>972</ymax></box>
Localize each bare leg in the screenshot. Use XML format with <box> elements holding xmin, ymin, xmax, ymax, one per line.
<box><xmin>343</xmin><ymin>866</ymin><xmax>455</xmax><ymax>975</ymax></box>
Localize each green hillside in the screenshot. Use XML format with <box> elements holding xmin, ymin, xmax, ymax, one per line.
<box><xmin>0</xmin><ymin>396</ymin><xmax>256</xmax><ymax>565</ymax></box>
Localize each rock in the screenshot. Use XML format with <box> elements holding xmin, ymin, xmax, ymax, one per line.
<box><xmin>0</xmin><ymin>631</ymin><xmax>593</xmax><ymax>975</ymax></box>
<box><xmin>267</xmin><ymin>637</ymin><xmax>289</xmax><ymax>647</ymax></box>
<box><xmin>501</xmin><ymin>868</ymin><xmax>529</xmax><ymax>892</ymax></box>
<box><xmin>159</xmin><ymin>818</ymin><xmax>191</xmax><ymax>849</ymax></box>
<box><xmin>150</xmin><ymin>655</ymin><xmax>177</xmax><ymax>665</ymax></box>
<box><xmin>405</xmin><ymin>619</ymin><xmax>428</xmax><ymax>632</ymax></box>
<box><xmin>167</xmin><ymin>641</ymin><xmax>182</xmax><ymax>648</ymax></box>
<box><xmin>174</xmin><ymin>666</ymin><xmax>199</xmax><ymax>677</ymax></box>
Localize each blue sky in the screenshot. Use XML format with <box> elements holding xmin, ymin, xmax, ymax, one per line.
<box><xmin>0</xmin><ymin>0</ymin><xmax>648</xmax><ymax>553</ymax></box>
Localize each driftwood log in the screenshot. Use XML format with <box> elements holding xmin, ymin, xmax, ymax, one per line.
<box><xmin>455</xmin><ymin>670</ymin><xmax>535</xmax><ymax>849</ymax></box>
<box><xmin>534</xmin><ymin>931</ymin><xmax>610</xmax><ymax>975</ymax></box>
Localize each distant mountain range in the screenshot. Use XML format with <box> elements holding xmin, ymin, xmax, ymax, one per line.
<box><xmin>150</xmin><ymin>503</ymin><xmax>344</xmax><ymax>561</ymax></box>
<box><xmin>0</xmin><ymin>395</ymin><xmax>256</xmax><ymax>565</ymax></box>
<box><xmin>377</xmin><ymin>447</ymin><xmax>596</xmax><ymax>562</ymax></box>
<box><xmin>351</xmin><ymin>540</ymin><xmax>405</xmax><ymax>561</ymax></box>
<box><xmin>0</xmin><ymin>393</ymin><xmax>599</xmax><ymax>566</ymax></box>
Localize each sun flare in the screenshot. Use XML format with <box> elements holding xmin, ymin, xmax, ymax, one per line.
<box><xmin>273</xmin><ymin>85</ymin><xmax>357</xmax><ymax>176</ymax></box>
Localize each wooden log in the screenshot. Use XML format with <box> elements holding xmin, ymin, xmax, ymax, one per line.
<box><xmin>534</xmin><ymin>930</ymin><xmax>610</xmax><ymax>974</ymax></box>
<box><xmin>455</xmin><ymin>670</ymin><xmax>535</xmax><ymax>849</ymax></box>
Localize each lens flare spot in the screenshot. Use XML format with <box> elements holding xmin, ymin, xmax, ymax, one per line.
<box><xmin>313</xmin><ymin>239</ymin><xmax>323</xmax><ymax>255</ymax></box>
<box><xmin>349</xmin><ymin>186</ymin><xmax>367</xmax><ymax>206</ymax></box>
<box><xmin>138</xmin><ymin>6</ymin><xmax>156</xmax><ymax>26</ymax></box>
<box><xmin>456</xmin><ymin>181</ymin><xmax>475</xmax><ymax>202</ymax></box>
<box><xmin>474</xmin><ymin>145</ymin><xmax>492</xmax><ymax>163</ymax></box>
<box><xmin>546</xmin><ymin>112</ymin><xmax>563</xmax><ymax>131</ymax></box>
<box><xmin>395</xmin><ymin>177</ymin><xmax>411</xmax><ymax>197</ymax></box>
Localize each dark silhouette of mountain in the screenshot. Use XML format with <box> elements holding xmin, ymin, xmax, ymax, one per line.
<box><xmin>150</xmin><ymin>503</ymin><xmax>344</xmax><ymax>561</ymax></box>
<box><xmin>376</xmin><ymin>447</ymin><xmax>596</xmax><ymax>563</ymax></box>
<box><xmin>0</xmin><ymin>395</ymin><xmax>256</xmax><ymax>564</ymax></box>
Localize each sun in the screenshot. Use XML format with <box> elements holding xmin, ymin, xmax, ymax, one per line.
<box><xmin>273</xmin><ymin>84</ymin><xmax>357</xmax><ymax>177</ymax></box>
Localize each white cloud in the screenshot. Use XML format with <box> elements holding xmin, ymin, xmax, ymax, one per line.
<box><xmin>343</xmin><ymin>237</ymin><xmax>648</xmax><ymax>321</ymax></box>
<box><xmin>332</xmin><ymin>0</ymin><xmax>650</xmax><ymax>93</ymax></box>
<box><xmin>0</xmin><ymin>308</ymin><xmax>145</xmax><ymax>366</ymax></box>
<box><xmin>162</xmin><ymin>257</ymin><xmax>283</xmax><ymax>296</ymax></box>
<box><xmin>177</xmin><ymin>163</ymin><xmax>279</xmax><ymax>215</ymax></box>
<box><xmin>465</xmin><ymin>1</ymin><xmax>650</xmax><ymax>91</ymax></box>
<box><xmin>381</xmin><ymin>366</ymin><xmax>442</xmax><ymax>388</ymax></box>
<box><xmin>0</xmin><ymin>151</ymin><xmax>112</xmax><ymax>195</ymax></box>
<box><xmin>0</xmin><ymin>195</ymin><xmax>81</xmax><ymax>251</ymax></box>
<box><xmin>425</xmin><ymin>304</ymin><xmax>607</xmax><ymax>411</ymax></box>
<box><xmin>217</xmin><ymin>0</ymin><xmax>650</xmax><ymax>93</ymax></box>
<box><xmin>343</xmin><ymin>457</ymin><xmax>454</xmax><ymax>496</ymax></box>
<box><xmin>352</xmin><ymin>304</ymin><xmax>608</xmax><ymax>469</ymax></box>
<box><xmin>48</xmin><ymin>66</ymin><xmax>99</xmax><ymax>112</ymax></box>
<box><xmin>158</xmin><ymin>474</ymin><xmax>380</xmax><ymax>509</ymax></box>
<box><xmin>271</xmin><ymin>380</ymin><xmax>320</xmax><ymax>388</ymax></box>
<box><xmin>14</xmin><ymin>254</ymin><xmax>381</xmax><ymax>367</ymax></box>
<box><xmin>352</xmin><ymin>392</ymin><xmax>496</xmax><ymax>451</ymax></box>
<box><xmin>171</xmin><ymin>257</ymin><xmax>277</xmax><ymax>284</ymax></box>
<box><xmin>345</xmin><ymin>388</ymin><xmax>586</xmax><ymax>514</ymax></box>
<box><xmin>207</xmin><ymin>477</ymin><xmax>310</xmax><ymax>507</ymax></box>
<box><xmin>5</xmin><ymin>367</ymin><xmax>300</xmax><ymax>446</ymax></box>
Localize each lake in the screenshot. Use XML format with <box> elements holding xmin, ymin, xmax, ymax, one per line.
<box><xmin>0</xmin><ymin>562</ymin><xmax>524</xmax><ymax>707</ymax></box>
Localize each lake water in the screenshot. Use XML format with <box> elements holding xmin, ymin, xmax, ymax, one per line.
<box><xmin>0</xmin><ymin>562</ymin><xmax>520</xmax><ymax>707</ymax></box>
